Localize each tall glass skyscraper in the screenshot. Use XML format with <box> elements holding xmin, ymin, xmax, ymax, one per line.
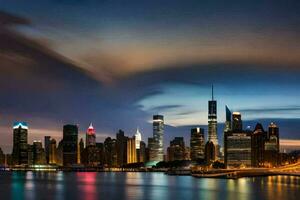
<box><xmin>63</xmin><ymin>124</ymin><xmax>78</xmax><ymax>166</ymax></box>
<box><xmin>86</xmin><ymin>123</ymin><xmax>96</xmax><ymax>147</ymax></box>
<box><xmin>12</xmin><ymin>122</ymin><xmax>28</xmax><ymax>165</ymax></box>
<box><xmin>190</xmin><ymin>127</ymin><xmax>205</xmax><ymax>161</ymax></box>
<box><xmin>208</xmin><ymin>86</ymin><xmax>218</xmax><ymax>145</ymax></box>
<box><xmin>153</xmin><ymin>115</ymin><xmax>164</xmax><ymax>162</ymax></box>
<box><xmin>224</xmin><ymin>105</ymin><xmax>232</xmax><ymax>132</ymax></box>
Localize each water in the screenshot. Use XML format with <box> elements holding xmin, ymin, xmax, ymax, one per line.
<box><xmin>0</xmin><ymin>172</ymin><xmax>299</xmax><ymax>200</ymax></box>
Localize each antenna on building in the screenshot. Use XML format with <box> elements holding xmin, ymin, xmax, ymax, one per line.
<box><xmin>212</xmin><ymin>84</ymin><xmax>214</xmax><ymax>100</ymax></box>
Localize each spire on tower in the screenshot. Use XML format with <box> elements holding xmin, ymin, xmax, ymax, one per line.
<box><xmin>212</xmin><ymin>84</ymin><xmax>214</xmax><ymax>100</ymax></box>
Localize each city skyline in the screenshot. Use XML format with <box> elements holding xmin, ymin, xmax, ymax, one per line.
<box><xmin>0</xmin><ymin>1</ymin><xmax>300</xmax><ymax>154</ymax></box>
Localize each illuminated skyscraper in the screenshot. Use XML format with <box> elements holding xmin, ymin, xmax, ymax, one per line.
<box><xmin>134</xmin><ymin>128</ymin><xmax>142</xmax><ymax>162</ymax></box>
<box><xmin>127</xmin><ymin>137</ymin><xmax>137</xmax><ymax>164</ymax></box>
<box><xmin>12</xmin><ymin>122</ymin><xmax>28</xmax><ymax>165</ymax></box>
<box><xmin>63</xmin><ymin>124</ymin><xmax>78</xmax><ymax>166</ymax></box>
<box><xmin>232</xmin><ymin>112</ymin><xmax>242</xmax><ymax>131</ymax></box>
<box><xmin>224</xmin><ymin>113</ymin><xmax>252</xmax><ymax>168</ymax></box>
<box><xmin>190</xmin><ymin>127</ymin><xmax>205</xmax><ymax>161</ymax></box>
<box><xmin>208</xmin><ymin>86</ymin><xmax>218</xmax><ymax>146</ymax></box>
<box><xmin>152</xmin><ymin>115</ymin><xmax>164</xmax><ymax>162</ymax></box>
<box><xmin>49</xmin><ymin>138</ymin><xmax>57</xmax><ymax>164</ymax></box>
<box><xmin>134</xmin><ymin>128</ymin><xmax>142</xmax><ymax>149</ymax></box>
<box><xmin>86</xmin><ymin>123</ymin><xmax>96</xmax><ymax>147</ymax></box>
<box><xmin>78</xmin><ymin>138</ymin><xmax>84</xmax><ymax>164</ymax></box>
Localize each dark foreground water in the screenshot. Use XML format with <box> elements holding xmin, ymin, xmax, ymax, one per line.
<box><xmin>0</xmin><ymin>172</ymin><xmax>299</xmax><ymax>200</ymax></box>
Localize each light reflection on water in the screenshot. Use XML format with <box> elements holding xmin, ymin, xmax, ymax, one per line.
<box><xmin>0</xmin><ymin>172</ymin><xmax>299</xmax><ymax>200</ymax></box>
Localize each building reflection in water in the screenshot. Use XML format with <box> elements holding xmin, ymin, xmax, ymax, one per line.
<box><xmin>125</xmin><ymin>172</ymin><xmax>144</xmax><ymax>199</ymax></box>
<box><xmin>76</xmin><ymin>172</ymin><xmax>97</xmax><ymax>200</ymax></box>
<box><xmin>11</xmin><ymin>172</ymin><xmax>25</xmax><ymax>200</ymax></box>
<box><xmin>25</xmin><ymin>172</ymin><xmax>35</xmax><ymax>199</ymax></box>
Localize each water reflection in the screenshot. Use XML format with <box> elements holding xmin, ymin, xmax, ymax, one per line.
<box><xmin>76</xmin><ymin>172</ymin><xmax>97</xmax><ymax>200</ymax></box>
<box><xmin>2</xmin><ymin>172</ymin><xmax>300</xmax><ymax>200</ymax></box>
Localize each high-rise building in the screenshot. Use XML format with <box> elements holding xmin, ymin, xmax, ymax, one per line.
<box><xmin>264</xmin><ymin>122</ymin><xmax>280</xmax><ymax>167</ymax></box>
<box><xmin>224</xmin><ymin>106</ymin><xmax>232</xmax><ymax>132</ymax></box>
<box><xmin>33</xmin><ymin>140</ymin><xmax>46</xmax><ymax>164</ymax></box>
<box><xmin>232</xmin><ymin>112</ymin><xmax>242</xmax><ymax>131</ymax></box>
<box><xmin>208</xmin><ymin>86</ymin><xmax>218</xmax><ymax>146</ymax></box>
<box><xmin>135</xmin><ymin>128</ymin><xmax>142</xmax><ymax>163</ymax></box>
<box><xmin>49</xmin><ymin>138</ymin><xmax>57</xmax><ymax>164</ymax></box>
<box><xmin>135</xmin><ymin>128</ymin><xmax>142</xmax><ymax>149</ymax></box>
<box><xmin>167</xmin><ymin>137</ymin><xmax>185</xmax><ymax>161</ymax></box>
<box><xmin>148</xmin><ymin>137</ymin><xmax>156</xmax><ymax>162</ymax></box>
<box><xmin>267</xmin><ymin>122</ymin><xmax>279</xmax><ymax>152</ymax></box>
<box><xmin>190</xmin><ymin>127</ymin><xmax>205</xmax><ymax>161</ymax></box>
<box><xmin>78</xmin><ymin>138</ymin><xmax>84</xmax><ymax>164</ymax></box>
<box><xmin>104</xmin><ymin>137</ymin><xmax>117</xmax><ymax>167</ymax></box>
<box><xmin>224</xmin><ymin>113</ymin><xmax>252</xmax><ymax>168</ymax></box>
<box><xmin>0</xmin><ymin>148</ymin><xmax>5</xmax><ymax>166</ymax></box>
<box><xmin>251</xmin><ymin>123</ymin><xmax>267</xmax><ymax>167</ymax></box>
<box><xmin>12</xmin><ymin>122</ymin><xmax>28</xmax><ymax>165</ymax></box>
<box><xmin>96</xmin><ymin>142</ymin><xmax>105</xmax><ymax>165</ymax></box>
<box><xmin>63</xmin><ymin>124</ymin><xmax>78</xmax><ymax>166</ymax></box>
<box><xmin>27</xmin><ymin>144</ymin><xmax>34</xmax><ymax>165</ymax></box>
<box><xmin>151</xmin><ymin>115</ymin><xmax>164</xmax><ymax>162</ymax></box>
<box><xmin>44</xmin><ymin>136</ymin><xmax>51</xmax><ymax>164</ymax></box>
<box><xmin>116</xmin><ymin>130</ymin><xmax>127</xmax><ymax>167</ymax></box>
<box><xmin>82</xmin><ymin>145</ymin><xmax>100</xmax><ymax>166</ymax></box>
<box><xmin>139</xmin><ymin>141</ymin><xmax>146</xmax><ymax>163</ymax></box>
<box><xmin>56</xmin><ymin>139</ymin><xmax>64</xmax><ymax>166</ymax></box>
<box><xmin>86</xmin><ymin>123</ymin><xmax>96</xmax><ymax>147</ymax></box>
<box><xmin>205</xmin><ymin>141</ymin><xmax>216</xmax><ymax>164</ymax></box>
<box><xmin>127</xmin><ymin>137</ymin><xmax>137</xmax><ymax>164</ymax></box>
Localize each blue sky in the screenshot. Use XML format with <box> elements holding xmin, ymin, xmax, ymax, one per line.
<box><xmin>0</xmin><ymin>0</ymin><xmax>299</xmax><ymax>153</ymax></box>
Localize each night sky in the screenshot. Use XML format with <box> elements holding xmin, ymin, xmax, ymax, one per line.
<box><xmin>0</xmin><ymin>0</ymin><xmax>300</xmax><ymax>153</ymax></box>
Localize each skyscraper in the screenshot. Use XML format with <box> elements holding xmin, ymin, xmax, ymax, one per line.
<box><xmin>49</xmin><ymin>138</ymin><xmax>57</xmax><ymax>164</ymax></box>
<box><xmin>44</xmin><ymin>136</ymin><xmax>51</xmax><ymax>164</ymax></box>
<box><xmin>135</xmin><ymin>128</ymin><xmax>142</xmax><ymax>162</ymax></box>
<box><xmin>251</xmin><ymin>123</ymin><xmax>267</xmax><ymax>167</ymax></box>
<box><xmin>12</xmin><ymin>122</ymin><xmax>28</xmax><ymax>165</ymax></box>
<box><xmin>33</xmin><ymin>140</ymin><xmax>46</xmax><ymax>165</ymax></box>
<box><xmin>127</xmin><ymin>137</ymin><xmax>137</xmax><ymax>164</ymax></box>
<box><xmin>167</xmin><ymin>137</ymin><xmax>185</xmax><ymax>161</ymax></box>
<box><xmin>134</xmin><ymin>128</ymin><xmax>142</xmax><ymax>150</ymax></box>
<box><xmin>205</xmin><ymin>141</ymin><xmax>216</xmax><ymax>164</ymax></box>
<box><xmin>224</xmin><ymin>106</ymin><xmax>232</xmax><ymax>132</ymax></box>
<box><xmin>86</xmin><ymin>123</ymin><xmax>96</xmax><ymax>147</ymax></box>
<box><xmin>264</xmin><ymin>122</ymin><xmax>280</xmax><ymax>167</ymax></box>
<box><xmin>208</xmin><ymin>85</ymin><xmax>218</xmax><ymax>146</ymax></box>
<box><xmin>190</xmin><ymin>127</ymin><xmax>205</xmax><ymax>161</ymax></box>
<box><xmin>152</xmin><ymin>115</ymin><xmax>164</xmax><ymax>162</ymax></box>
<box><xmin>104</xmin><ymin>137</ymin><xmax>117</xmax><ymax>167</ymax></box>
<box><xmin>139</xmin><ymin>141</ymin><xmax>146</xmax><ymax>163</ymax></box>
<box><xmin>78</xmin><ymin>138</ymin><xmax>84</xmax><ymax>164</ymax></box>
<box><xmin>63</xmin><ymin>124</ymin><xmax>78</xmax><ymax>166</ymax></box>
<box><xmin>116</xmin><ymin>129</ymin><xmax>127</xmax><ymax>167</ymax></box>
<box><xmin>232</xmin><ymin>112</ymin><xmax>242</xmax><ymax>131</ymax></box>
<box><xmin>224</xmin><ymin>113</ymin><xmax>252</xmax><ymax>168</ymax></box>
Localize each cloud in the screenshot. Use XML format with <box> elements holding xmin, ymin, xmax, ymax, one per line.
<box><xmin>239</xmin><ymin>106</ymin><xmax>300</xmax><ymax>115</ymax></box>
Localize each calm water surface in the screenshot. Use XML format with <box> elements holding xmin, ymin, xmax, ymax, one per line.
<box><xmin>0</xmin><ymin>172</ymin><xmax>299</xmax><ymax>200</ymax></box>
